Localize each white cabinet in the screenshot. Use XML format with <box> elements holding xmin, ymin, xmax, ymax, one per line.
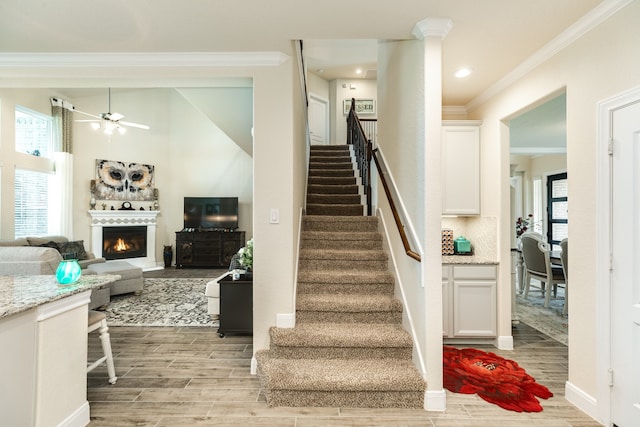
<box><xmin>443</xmin><ymin>264</ymin><xmax>497</xmax><ymax>338</ymax></box>
<box><xmin>442</xmin><ymin>121</ymin><xmax>481</xmax><ymax>215</ymax></box>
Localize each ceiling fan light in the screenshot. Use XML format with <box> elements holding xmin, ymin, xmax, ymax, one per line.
<box><xmin>117</xmin><ymin>125</ymin><xmax>126</xmax><ymax>135</ymax></box>
<box><xmin>90</xmin><ymin>122</ymin><xmax>101</xmax><ymax>130</ymax></box>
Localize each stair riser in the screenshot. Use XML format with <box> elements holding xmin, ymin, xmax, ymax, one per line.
<box><xmin>309</xmin><ymin>162</ymin><xmax>353</xmax><ymax>169</ymax></box>
<box><xmin>269</xmin><ymin>346</ymin><xmax>412</xmax><ymax>360</ymax></box>
<box><xmin>306</xmin><ymin>195</ymin><xmax>362</xmax><ymax>205</ymax></box>
<box><xmin>307</xmin><ymin>185</ymin><xmax>359</xmax><ymax>195</ymax></box>
<box><xmin>298</xmin><ymin>259</ymin><xmax>388</xmax><ymax>271</ymax></box>
<box><xmin>306</xmin><ymin>205</ymin><xmax>364</xmax><ymax>216</ymax></box>
<box><xmin>297</xmin><ymin>283</ymin><xmax>393</xmax><ymax>295</ymax></box>
<box><xmin>263</xmin><ymin>390</ymin><xmax>424</xmax><ymax>409</ymax></box>
<box><xmin>302</xmin><ymin>219</ymin><xmax>378</xmax><ymax>233</ymax></box>
<box><xmin>308</xmin><ymin>169</ymin><xmax>355</xmax><ymax>178</ymax></box>
<box><xmin>296</xmin><ymin>311</ymin><xmax>402</xmax><ymax>324</ymax></box>
<box><xmin>300</xmin><ymin>240</ymin><xmax>382</xmax><ymax>250</ymax></box>
<box><xmin>307</xmin><ymin>177</ymin><xmax>357</xmax><ymax>185</ymax></box>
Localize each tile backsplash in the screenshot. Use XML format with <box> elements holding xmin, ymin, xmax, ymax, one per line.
<box><xmin>441</xmin><ymin>216</ymin><xmax>497</xmax><ymax>260</ymax></box>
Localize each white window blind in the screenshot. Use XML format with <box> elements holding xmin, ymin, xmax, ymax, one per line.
<box><xmin>14</xmin><ymin>169</ymin><xmax>52</xmax><ymax>238</ymax></box>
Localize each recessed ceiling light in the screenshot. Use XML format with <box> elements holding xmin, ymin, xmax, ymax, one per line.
<box><xmin>355</xmin><ymin>68</ymin><xmax>363</xmax><ymax>75</ymax></box>
<box><xmin>454</xmin><ymin>67</ymin><xmax>473</xmax><ymax>78</ymax></box>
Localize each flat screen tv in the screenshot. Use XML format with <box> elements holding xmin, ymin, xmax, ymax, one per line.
<box><xmin>183</xmin><ymin>197</ymin><xmax>238</xmax><ymax>230</ymax></box>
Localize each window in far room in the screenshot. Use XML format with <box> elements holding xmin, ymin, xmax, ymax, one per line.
<box><xmin>14</xmin><ymin>106</ymin><xmax>54</xmax><ymax>238</ymax></box>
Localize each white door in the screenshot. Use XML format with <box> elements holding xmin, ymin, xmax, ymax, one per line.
<box><xmin>309</xmin><ymin>95</ymin><xmax>328</xmax><ymax>145</ymax></box>
<box><xmin>610</xmin><ymin>98</ymin><xmax>640</xmax><ymax>426</ymax></box>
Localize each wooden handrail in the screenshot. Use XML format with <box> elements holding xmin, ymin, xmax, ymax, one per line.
<box><xmin>372</xmin><ymin>148</ymin><xmax>421</xmax><ymax>262</ymax></box>
<box><xmin>347</xmin><ymin>98</ymin><xmax>421</xmax><ymax>262</ymax></box>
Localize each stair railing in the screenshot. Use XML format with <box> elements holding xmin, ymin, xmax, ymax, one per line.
<box><xmin>347</xmin><ymin>98</ymin><xmax>421</xmax><ymax>262</ymax></box>
<box><xmin>347</xmin><ymin>99</ymin><xmax>373</xmax><ymax>216</ymax></box>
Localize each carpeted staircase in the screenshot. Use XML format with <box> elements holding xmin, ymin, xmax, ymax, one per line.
<box><xmin>256</xmin><ymin>144</ymin><xmax>426</xmax><ymax>408</ymax></box>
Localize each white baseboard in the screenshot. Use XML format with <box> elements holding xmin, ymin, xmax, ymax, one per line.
<box><xmin>495</xmin><ymin>335</ymin><xmax>514</xmax><ymax>350</ymax></box>
<box><xmin>565</xmin><ymin>380</ymin><xmax>600</xmax><ymax>422</ymax></box>
<box><xmin>276</xmin><ymin>313</ymin><xmax>295</xmax><ymax>328</ymax></box>
<box><xmin>60</xmin><ymin>401</ymin><xmax>90</xmax><ymax>427</ymax></box>
<box><xmin>424</xmin><ymin>389</ymin><xmax>446</xmax><ymax>411</ymax></box>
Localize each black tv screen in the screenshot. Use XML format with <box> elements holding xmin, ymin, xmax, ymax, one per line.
<box><xmin>184</xmin><ymin>197</ymin><xmax>238</xmax><ymax>230</ymax></box>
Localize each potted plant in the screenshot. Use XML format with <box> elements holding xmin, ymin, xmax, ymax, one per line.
<box><xmin>237</xmin><ymin>238</ymin><xmax>253</xmax><ymax>278</ymax></box>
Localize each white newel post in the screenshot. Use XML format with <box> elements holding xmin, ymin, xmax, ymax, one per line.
<box><xmin>88</xmin><ymin>210</ymin><xmax>161</xmax><ymax>271</ymax></box>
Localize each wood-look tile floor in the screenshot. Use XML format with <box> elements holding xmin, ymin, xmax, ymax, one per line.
<box><xmin>86</xmin><ymin>268</ymin><xmax>601</xmax><ymax>426</ymax></box>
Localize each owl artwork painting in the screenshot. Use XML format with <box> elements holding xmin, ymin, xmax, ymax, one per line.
<box><xmin>95</xmin><ymin>159</ymin><xmax>155</xmax><ymax>201</ymax></box>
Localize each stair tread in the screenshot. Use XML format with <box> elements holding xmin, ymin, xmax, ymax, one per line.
<box><xmin>297</xmin><ymin>293</ymin><xmax>402</xmax><ymax>312</ymax></box>
<box><xmin>297</xmin><ymin>269</ymin><xmax>393</xmax><ymax>284</ymax></box>
<box><xmin>270</xmin><ymin>323</ymin><xmax>412</xmax><ymax>348</ymax></box>
<box><xmin>301</xmin><ymin>231</ymin><xmax>381</xmax><ymax>240</ymax></box>
<box><xmin>257</xmin><ymin>354</ymin><xmax>425</xmax><ymax>392</ymax></box>
<box><xmin>299</xmin><ymin>248</ymin><xmax>387</xmax><ymax>260</ymax></box>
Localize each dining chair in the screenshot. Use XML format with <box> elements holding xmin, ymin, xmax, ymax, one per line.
<box><xmin>520</xmin><ymin>231</ymin><xmax>566</xmax><ymax>309</ymax></box>
<box><xmin>87</xmin><ymin>310</ymin><xmax>117</xmax><ymax>384</ymax></box>
<box><xmin>559</xmin><ymin>238</ymin><xmax>568</xmax><ymax>315</ymax></box>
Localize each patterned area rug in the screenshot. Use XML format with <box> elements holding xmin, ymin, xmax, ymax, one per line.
<box><xmin>515</xmin><ymin>284</ymin><xmax>567</xmax><ymax>345</ymax></box>
<box><xmin>103</xmin><ymin>278</ymin><xmax>219</xmax><ymax>327</ymax></box>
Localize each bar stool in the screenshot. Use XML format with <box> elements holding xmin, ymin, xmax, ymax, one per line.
<box><xmin>87</xmin><ymin>310</ymin><xmax>117</xmax><ymax>384</ymax></box>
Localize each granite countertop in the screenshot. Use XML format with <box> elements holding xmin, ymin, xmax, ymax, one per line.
<box><xmin>0</xmin><ymin>274</ymin><xmax>121</xmax><ymax>319</ymax></box>
<box><xmin>442</xmin><ymin>255</ymin><xmax>498</xmax><ymax>265</ymax></box>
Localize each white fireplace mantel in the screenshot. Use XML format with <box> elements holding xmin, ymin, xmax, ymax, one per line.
<box><xmin>88</xmin><ymin>210</ymin><xmax>161</xmax><ymax>271</ymax></box>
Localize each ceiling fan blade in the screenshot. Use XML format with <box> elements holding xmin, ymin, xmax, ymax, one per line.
<box><xmin>109</xmin><ymin>112</ymin><xmax>125</xmax><ymax>121</ymax></box>
<box><xmin>120</xmin><ymin>120</ymin><xmax>150</xmax><ymax>130</ymax></box>
<box><xmin>75</xmin><ymin>119</ymin><xmax>100</xmax><ymax>123</ymax></box>
<box><xmin>74</xmin><ymin>109</ymin><xmax>102</xmax><ymax>119</ymax></box>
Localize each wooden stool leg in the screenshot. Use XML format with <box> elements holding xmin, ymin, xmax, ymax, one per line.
<box><xmin>98</xmin><ymin>319</ymin><xmax>117</xmax><ymax>384</ymax></box>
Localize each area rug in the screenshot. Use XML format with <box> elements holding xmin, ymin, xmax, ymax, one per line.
<box><xmin>516</xmin><ymin>285</ymin><xmax>567</xmax><ymax>345</ymax></box>
<box><xmin>443</xmin><ymin>346</ymin><xmax>553</xmax><ymax>412</ymax></box>
<box><xmin>103</xmin><ymin>278</ymin><xmax>219</xmax><ymax>327</ymax></box>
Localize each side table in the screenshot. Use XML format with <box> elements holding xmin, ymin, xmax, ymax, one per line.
<box><xmin>217</xmin><ymin>273</ymin><xmax>253</xmax><ymax>338</ymax></box>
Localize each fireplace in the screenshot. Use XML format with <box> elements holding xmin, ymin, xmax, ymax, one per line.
<box><xmin>102</xmin><ymin>226</ymin><xmax>147</xmax><ymax>260</ymax></box>
<box><xmin>89</xmin><ymin>209</ymin><xmax>161</xmax><ymax>271</ymax></box>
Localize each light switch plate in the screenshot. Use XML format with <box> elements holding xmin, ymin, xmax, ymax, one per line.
<box><xmin>270</xmin><ymin>208</ymin><xmax>279</xmax><ymax>224</ymax></box>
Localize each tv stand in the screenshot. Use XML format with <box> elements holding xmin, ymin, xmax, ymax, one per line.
<box><xmin>175</xmin><ymin>230</ymin><xmax>245</xmax><ymax>268</ymax></box>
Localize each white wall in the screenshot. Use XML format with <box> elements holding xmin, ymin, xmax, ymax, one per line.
<box><xmin>469</xmin><ymin>1</ymin><xmax>640</xmax><ymax>418</ymax></box>
<box><xmin>330</xmin><ymin>79</ymin><xmax>377</xmax><ymax>145</ymax></box>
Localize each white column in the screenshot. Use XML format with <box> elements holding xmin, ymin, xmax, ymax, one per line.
<box><xmin>412</xmin><ymin>17</ymin><xmax>452</xmax><ymax>412</ymax></box>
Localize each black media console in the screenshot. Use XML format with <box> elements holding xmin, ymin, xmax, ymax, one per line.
<box><xmin>175</xmin><ymin>230</ymin><xmax>245</xmax><ymax>268</ymax></box>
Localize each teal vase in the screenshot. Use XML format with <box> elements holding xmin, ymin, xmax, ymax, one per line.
<box><xmin>55</xmin><ymin>259</ymin><xmax>82</xmax><ymax>285</ymax></box>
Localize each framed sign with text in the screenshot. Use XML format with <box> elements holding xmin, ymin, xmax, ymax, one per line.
<box><xmin>343</xmin><ymin>98</ymin><xmax>376</xmax><ymax>115</ymax></box>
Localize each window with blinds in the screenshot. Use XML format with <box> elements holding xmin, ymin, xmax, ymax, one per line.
<box><xmin>14</xmin><ymin>169</ymin><xmax>52</xmax><ymax>238</ymax></box>
<box><xmin>15</xmin><ymin>107</ymin><xmax>52</xmax><ymax>158</ymax></box>
<box><xmin>14</xmin><ymin>106</ymin><xmax>54</xmax><ymax>238</ymax></box>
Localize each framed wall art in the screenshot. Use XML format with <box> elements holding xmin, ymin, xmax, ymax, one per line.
<box><xmin>343</xmin><ymin>98</ymin><xmax>376</xmax><ymax>115</ymax></box>
<box><xmin>94</xmin><ymin>159</ymin><xmax>155</xmax><ymax>201</ymax></box>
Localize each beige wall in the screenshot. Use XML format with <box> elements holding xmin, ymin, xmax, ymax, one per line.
<box><xmin>469</xmin><ymin>0</ymin><xmax>640</xmax><ymax>413</ymax></box>
<box><xmin>330</xmin><ymin>78</ymin><xmax>378</xmax><ymax>145</ymax></box>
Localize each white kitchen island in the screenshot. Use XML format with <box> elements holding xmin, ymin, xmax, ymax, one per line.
<box><xmin>0</xmin><ymin>274</ymin><xmax>120</xmax><ymax>427</ymax></box>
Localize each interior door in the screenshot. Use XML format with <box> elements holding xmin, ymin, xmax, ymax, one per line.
<box><xmin>308</xmin><ymin>95</ymin><xmax>328</xmax><ymax>145</ymax></box>
<box><xmin>610</xmin><ymin>98</ymin><xmax>640</xmax><ymax>426</ymax></box>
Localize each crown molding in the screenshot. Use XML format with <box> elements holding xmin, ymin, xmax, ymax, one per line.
<box><xmin>466</xmin><ymin>0</ymin><xmax>633</xmax><ymax>112</ymax></box>
<box><xmin>412</xmin><ymin>18</ymin><xmax>454</xmax><ymax>40</ymax></box>
<box><xmin>0</xmin><ymin>52</ymin><xmax>289</xmax><ymax>68</ymax></box>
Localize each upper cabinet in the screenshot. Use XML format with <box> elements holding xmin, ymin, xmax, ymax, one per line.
<box><xmin>442</xmin><ymin>121</ymin><xmax>481</xmax><ymax>215</ymax></box>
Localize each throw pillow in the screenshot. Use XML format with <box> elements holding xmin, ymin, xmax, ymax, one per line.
<box><xmin>57</xmin><ymin>240</ymin><xmax>89</xmax><ymax>260</ymax></box>
<box><xmin>35</xmin><ymin>240</ymin><xmax>59</xmax><ymax>249</ymax></box>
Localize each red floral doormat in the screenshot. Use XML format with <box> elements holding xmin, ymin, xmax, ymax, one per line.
<box><xmin>443</xmin><ymin>346</ymin><xmax>553</xmax><ymax>412</ymax></box>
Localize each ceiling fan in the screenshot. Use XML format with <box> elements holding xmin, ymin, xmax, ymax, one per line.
<box><xmin>75</xmin><ymin>88</ymin><xmax>150</xmax><ymax>135</ymax></box>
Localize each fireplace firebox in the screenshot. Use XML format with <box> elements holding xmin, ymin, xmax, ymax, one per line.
<box><xmin>102</xmin><ymin>226</ymin><xmax>147</xmax><ymax>260</ymax></box>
